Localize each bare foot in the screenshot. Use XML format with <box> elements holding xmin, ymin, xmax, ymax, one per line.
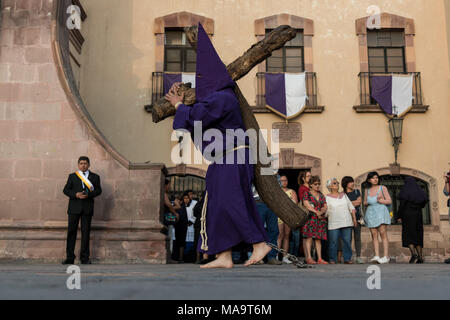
<box><xmin>200</xmin><ymin>257</ymin><xmax>233</xmax><ymax>269</ymax></box>
<box><xmin>245</xmin><ymin>242</ymin><xmax>271</xmax><ymax>267</ymax></box>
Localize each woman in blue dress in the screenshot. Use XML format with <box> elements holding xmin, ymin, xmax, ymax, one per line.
<box><xmin>364</xmin><ymin>172</ymin><xmax>392</xmax><ymax>264</ymax></box>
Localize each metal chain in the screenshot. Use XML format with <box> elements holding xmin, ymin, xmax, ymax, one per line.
<box><xmin>265</xmin><ymin>242</ymin><xmax>312</xmax><ymax>269</ymax></box>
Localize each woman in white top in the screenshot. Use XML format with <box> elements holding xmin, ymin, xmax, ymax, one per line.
<box><xmin>326</xmin><ymin>178</ymin><xmax>357</xmax><ymax>264</ymax></box>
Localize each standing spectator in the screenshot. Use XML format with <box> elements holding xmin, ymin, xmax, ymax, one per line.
<box><xmin>253</xmin><ymin>185</ymin><xmax>281</xmax><ymax>265</ymax></box>
<box><xmin>364</xmin><ymin>172</ymin><xmax>392</xmax><ymax>264</ymax></box>
<box><xmin>342</xmin><ymin>176</ymin><xmax>364</xmax><ymax>264</ymax></box>
<box><xmin>444</xmin><ymin>170</ymin><xmax>450</xmax><ymax>264</ymax></box>
<box><xmin>297</xmin><ymin>171</ymin><xmax>311</xmax><ymax>258</ymax></box>
<box><xmin>173</xmin><ymin>193</ymin><xmax>190</xmax><ymax>262</ymax></box>
<box><xmin>302</xmin><ymin>176</ymin><xmax>328</xmax><ymax>265</ymax></box>
<box><xmin>326</xmin><ymin>178</ymin><xmax>357</xmax><ymax>264</ymax></box>
<box><xmin>62</xmin><ymin>156</ymin><xmax>102</xmax><ymax>265</ymax></box>
<box><xmin>298</xmin><ymin>171</ymin><xmax>312</xmax><ymax>201</ymax></box>
<box><xmin>184</xmin><ymin>191</ymin><xmax>197</xmax><ymax>262</ymax></box>
<box><xmin>164</xmin><ymin>180</ymin><xmax>180</xmax><ymax>263</ymax></box>
<box><xmin>396</xmin><ymin>177</ymin><xmax>429</xmax><ymax>264</ymax></box>
<box><xmin>278</xmin><ymin>176</ymin><xmax>298</xmax><ymax>264</ymax></box>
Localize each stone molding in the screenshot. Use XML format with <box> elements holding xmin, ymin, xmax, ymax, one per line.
<box><xmin>154</xmin><ymin>11</ymin><xmax>214</xmax><ymax>72</ymax></box>
<box><xmin>255</xmin><ymin>13</ymin><xmax>314</xmax><ymax>72</ymax></box>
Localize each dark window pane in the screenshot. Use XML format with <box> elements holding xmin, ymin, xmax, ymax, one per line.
<box><xmin>387</xmin><ymin>66</ymin><xmax>405</xmax><ymax>73</ymax></box>
<box><xmin>369</xmin><ymin>57</ymin><xmax>386</xmax><ymax>68</ymax></box>
<box><xmin>271</xmin><ymin>48</ymin><xmax>283</xmax><ymax>57</ymax></box>
<box><xmin>267</xmin><ymin>66</ymin><xmax>284</xmax><ymax>73</ymax></box>
<box><xmin>368</xmin><ymin>48</ymin><xmax>384</xmax><ymax>57</ymax></box>
<box><xmin>286</xmin><ymin>57</ymin><xmax>303</xmax><ymax>68</ymax></box>
<box><xmin>367</xmin><ymin>32</ymin><xmax>378</xmax><ymax>46</ymax></box>
<box><xmin>387</xmin><ymin>48</ymin><xmax>404</xmax><ymax>57</ymax></box>
<box><xmin>387</xmin><ymin>56</ymin><xmax>404</xmax><ymax>68</ymax></box>
<box><xmin>185</xmin><ymin>63</ymin><xmax>196</xmax><ymax>73</ymax></box>
<box><xmin>267</xmin><ymin>57</ymin><xmax>283</xmax><ymax>69</ymax></box>
<box><xmin>369</xmin><ymin>66</ymin><xmax>386</xmax><ymax>73</ymax></box>
<box><xmin>287</xmin><ymin>32</ymin><xmax>304</xmax><ymax>46</ymax></box>
<box><xmin>286</xmin><ymin>66</ymin><xmax>304</xmax><ymax>73</ymax></box>
<box><xmin>166</xmin><ymin>63</ymin><xmax>182</xmax><ymax>72</ymax></box>
<box><xmin>391</xmin><ymin>31</ymin><xmax>405</xmax><ymax>46</ymax></box>
<box><xmin>377</xmin><ymin>36</ymin><xmax>392</xmax><ymax>46</ymax></box>
<box><xmin>285</xmin><ymin>48</ymin><xmax>302</xmax><ymax>57</ymax></box>
<box><xmin>166</xmin><ymin>49</ymin><xmax>181</xmax><ymax>62</ymax></box>
<box><xmin>186</xmin><ymin>49</ymin><xmax>196</xmax><ymax>62</ymax></box>
<box><xmin>165</xmin><ymin>31</ymin><xmax>184</xmax><ymax>45</ymax></box>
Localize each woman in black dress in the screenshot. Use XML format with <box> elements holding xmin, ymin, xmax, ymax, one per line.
<box><xmin>396</xmin><ymin>177</ymin><xmax>429</xmax><ymax>263</ymax></box>
<box><xmin>173</xmin><ymin>193</ymin><xmax>190</xmax><ymax>262</ymax></box>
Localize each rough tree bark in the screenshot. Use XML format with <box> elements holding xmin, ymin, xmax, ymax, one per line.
<box><xmin>157</xmin><ymin>25</ymin><xmax>307</xmax><ymax>229</ymax></box>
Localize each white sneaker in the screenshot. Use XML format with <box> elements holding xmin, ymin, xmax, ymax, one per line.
<box><xmin>370</xmin><ymin>256</ymin><xmax>381</xmax><ymax>264</ymax></box>
<box><xmin>378</xmin><ymin>256</ymin><xmax>390</xmax><ymax>264</ymax></box>
<box><xmin>282</xmin><ymin>257</ymin><xmax>292</xmax><ymax>264</ymax></box>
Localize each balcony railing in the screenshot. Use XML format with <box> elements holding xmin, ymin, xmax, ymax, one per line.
<box><xmin>150</xmin><ymin>72</ymin><xmax>165</xmax><ymax>109</ymax></box>
<box><xmin>355</xmin><ymin>72</ymin><xmax>428</xmax><ymax>113</ymax></box>
<box><xmin>256</xmin><ymin>72</ymin><xmax>320</xmax><ymax>111</ymax></box>
<box><xmin>146</xmin><ymin>72</ymin><xmax>324</xmax><ymax>113</ymax></box>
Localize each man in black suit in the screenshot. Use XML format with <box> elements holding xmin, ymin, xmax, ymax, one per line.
<box><xmin>62</xmin><ymin>156</ymin><xmax>102</xmax><ymax>264</ymax></box>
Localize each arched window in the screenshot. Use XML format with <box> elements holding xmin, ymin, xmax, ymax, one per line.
<box><xmin>361</xmin><ymin>175</ymin><xmax>431</xmax><ymax>225</ymax></box>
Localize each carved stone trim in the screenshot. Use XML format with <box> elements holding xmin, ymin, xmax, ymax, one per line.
<box><xmin>255</xmin><ymin>13</ymin><xmax>314</xmax><ymax>72</ymax></box>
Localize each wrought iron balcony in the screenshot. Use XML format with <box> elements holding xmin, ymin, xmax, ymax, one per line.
<box><xmin>255</xmin><ymin>72</ymin><xmax>323</xmax><ymax>113</ymax></box>
<box><xmin>144</xmin><ymin>72</ymin><xmax>165</xmax><ymax>112</ymax></box>
<box><xmin>354</xmin><ymin>72</ymin><xmax>428</xmax><ymax>113</ymax></box>
<box><xmin>145</xmin><ymin>72</ymin><xmax>324</xmax><ymax>113</ymax></box>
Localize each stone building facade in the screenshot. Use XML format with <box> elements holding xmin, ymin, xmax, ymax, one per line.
<box><xmin>1</xmin><ymin>0</ymin><xmax>449</xmax><ymax>263</ymax></box>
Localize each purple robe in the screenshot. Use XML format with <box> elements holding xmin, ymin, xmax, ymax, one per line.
<box><xmin>171</xmin><ymin>23</ymin><xmax>268</xmax><ymax>255</ymax></box>
<box><xmin>173</xmin><ymin>88</ymin><xmax>268</xmax><ymax>255</ymax></box>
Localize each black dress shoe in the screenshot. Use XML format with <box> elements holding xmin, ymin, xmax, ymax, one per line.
<box><xmin>409</xmin><ymin>254</ymin><xmax>418</xmax><ymax>264</ymax></box>
<box><xmin>416</xmin><ymin>258</ymin><xmax>424</xmax><ymax>264</ymax></box>
<box><xmin>81</xmin><ymin>260</ymin><xmax>91</xmax><ymax>265</ymax></box>
<box><xmin>62</xmin><ymin>259</ymin><xmax>75</xmax><ymax>265</ymax></box>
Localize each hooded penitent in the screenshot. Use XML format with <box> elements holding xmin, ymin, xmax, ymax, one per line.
<box><xmin>398</xmin><ymin>177</ymin><xmax>428</xmax><ymax>204</ymax></box>
<box><xmin>172</xmin><ymin>23</ymin><xmax>268</xmax><ymax>255</ymax></box>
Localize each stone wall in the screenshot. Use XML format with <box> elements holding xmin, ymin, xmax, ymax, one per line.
<box><xmin>0</xmin><ymin>0</ymin><xmax>168</xmax><ymax>263</ymax></box>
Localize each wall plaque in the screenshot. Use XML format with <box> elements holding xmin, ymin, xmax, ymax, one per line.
<box><xmin>272</xmin><ymin>122</ymin><xmax>302</xmax><ymax>143</ymax></box>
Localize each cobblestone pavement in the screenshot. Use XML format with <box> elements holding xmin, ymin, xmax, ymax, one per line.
<box><xmin>0</xmin><ymin>263</ymin><xmax>449</xmax><ymax>300</ymax></box>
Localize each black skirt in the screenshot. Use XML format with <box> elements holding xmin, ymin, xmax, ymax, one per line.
<box><xmin>399</xmin><ymin>201</ymin><xmax>425</xmax><ymax>248</ymax></box>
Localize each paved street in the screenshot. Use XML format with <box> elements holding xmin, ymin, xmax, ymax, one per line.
<box><xmin>0</xmin><ymin>262</ymin><xmax>449</xmax><ymax>300</ymax></box>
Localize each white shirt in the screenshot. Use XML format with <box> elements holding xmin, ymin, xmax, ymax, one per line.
<box><xmin>326</xmin><ymin>194</ymin><xmax>355</xmax><ymax>230</ymax></box>
<box><xmin>185</xmin><ymin>199</ymin><xmax>197</xmax><ymax>243</ymax></box>
<box><xmin>80</xmin><ymin>170</ymin><xmax>89</xmax><ymax>189</ymax></box>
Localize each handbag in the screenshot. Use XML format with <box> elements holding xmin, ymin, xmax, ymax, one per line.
<box><xmin>381</xmin><ymin>186</ymin><xmax>393</xmax><ymax>217</ymax></box>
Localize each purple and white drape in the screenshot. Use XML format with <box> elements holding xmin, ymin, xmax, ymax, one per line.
<box><xmin>371</xmin><ymin>75</ymin><xmax>414</xmax><ymax>116</ymax></box>
<box><xmin>163</xmin><ymin>73</ymin><xmax>196</xmax><ymax>94</ymax></box>
<box><xmin>265</xmin><ymin>73</ymin><xmax>308</xmax><ymax>119</ymax></box>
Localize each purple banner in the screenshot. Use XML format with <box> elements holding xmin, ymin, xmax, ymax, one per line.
<box><xmin>265</xmin><ymin>73</ymin><xmax>286</xmax><ymax>116</ymax></box>
<box><xmin>163</xmin><ymin>73</ymin><xmax>182</xmax><ymax>95</ymax></box>
<box><xmin>371</xmin><ymin>76</ymin><xmax>393</xmax><ymax>115</ymax></box>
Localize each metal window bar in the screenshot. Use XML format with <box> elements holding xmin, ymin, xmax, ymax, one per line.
<box><xmin>256</xmin><ymin>72</ymin><xmax>318</xmax><ymax>109</ymax></box>
<box><xmin>358</xmin><ymin>72</ymin><xmax>422</xmax><ymax>106</ymax></box>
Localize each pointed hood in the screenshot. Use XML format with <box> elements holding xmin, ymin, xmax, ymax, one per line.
<box><xmin>195</xmin><ymin>23</ymin><xmax>235</xmax><ymax>101</ymax></box>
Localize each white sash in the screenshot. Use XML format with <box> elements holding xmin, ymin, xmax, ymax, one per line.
<box><xmin>75</xmin><ymin>170</ymin><xmax>94</xmax><ymax>191</ymax></box>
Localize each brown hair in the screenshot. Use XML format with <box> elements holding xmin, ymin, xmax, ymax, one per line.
<box><xmin>298</xmin><ymin>171</ymin><xmax>307</xmax><ymax>185</ymax></box>
<box><xmin>308</xmin><ymin>175</ymin><xmax>321</xmax><ymax>187</ymax></box>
